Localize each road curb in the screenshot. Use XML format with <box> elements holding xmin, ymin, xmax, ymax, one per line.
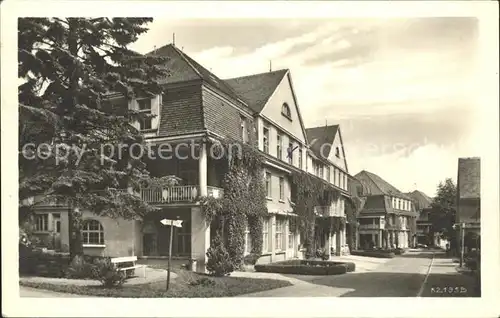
<box><xmin>417</xmin><ymin>252</ymin><xmax>435</xmax><ymax>297</ymax></box>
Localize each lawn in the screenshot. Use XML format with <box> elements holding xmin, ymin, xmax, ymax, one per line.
<box><xmin>19</xmin><ymin>270</ymin><xmax>292</xmax><ymax>297</ymax></box>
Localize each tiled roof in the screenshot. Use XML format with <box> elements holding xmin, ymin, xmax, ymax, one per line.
<box><xmin>224</xmin><ymin>69</ymin><xmax>288</xmax><ymax>113</ymax></box>
<box><xmin>146</xmin><ymin>44</ymin><xmax>250</xmax><ymax>110</ymax></box>
<box><xmin>305</xmin><ymin>125</ymin><xmax>339</xmax><ymax>159</ymax></box>
<box><xmin>457</xmin><ymin>157</ymin><xmax>481</xmax><ymax>199</ymax></box>
<box><xmin>405</xmin><ymin>190</ymin><xmax>433</xmax><ymax>211</ymax></box>
<box><xmin>354</xmin><ymin>170</ymin><xmax>411</xmax><ymax>200</ymax></box>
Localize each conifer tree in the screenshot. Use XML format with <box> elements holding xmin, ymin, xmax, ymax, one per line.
<box><xmin>18</xmin><ymin>17</ymin><xmax>175</xmax><ymax>257</ymax></box>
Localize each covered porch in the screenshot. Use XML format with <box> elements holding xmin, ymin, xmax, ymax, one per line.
<box><xmin>141</xmin><ymin>140</ymin><xmax>226</xmax><ymax>204</ymax></box>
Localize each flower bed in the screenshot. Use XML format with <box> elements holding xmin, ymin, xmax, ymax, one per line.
<box><xmin>254</xmin><ymin>259</ymin><xmax>355</xmax><ymax>275</ymax></box>
<box><xmin>350</xmin><ymin>250</ymin><xmax>396</xmax><ymax>258</ymax></box>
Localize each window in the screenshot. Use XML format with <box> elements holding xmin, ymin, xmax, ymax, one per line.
<box><xmin>397</xmin><ymin>199</ymin><xmax>401</xmax><ymax>210</ymax></box>
<box><xmin>409</xmin><ymin>202</ymin><xmax>412</xmax><ymax>211</ymax></box>
<box><xmin>357</xmin><ymin>186</ymin><xmax>363</xmax><ymax>196</ymax></box>
<box><xmin>298</xmin><ymin>148</ymin><xmax>303</xmax><ymax>169</ymax></box>
<box><xmin>35</xmin><ymin>214</ymin><xmax>49</xmax><ymax>232</ymax></box>
<box><xmin>326</xmin><ymin>166</ymin><xmax>331</xmax><ymax>183</ymax></box>
<box><xmin>340</xmin><ymin>172</ymin><xmax>344</xmax><ymax>188</ymax></box>
<box><xmin>262</xmin><ymin>218</ymin><xmax>269</xmax><ymax>252</ymax></box>
<box><xmin>265</xmin><ymin>172</ymin><xmax>272</xmax><ymax>198</ymax></box>
<box><xmin>277</xmin><ymin>133</ymin><xmax>282</xmax><ymax>160</ymax></box>
<box><xmin>335</xmin><ymin>147</ymin><xmax>340</xmax><ymax>158</ymax></box>
<box><xmin>263</xmin><ymin>126</ymin><xmax>270</xmax><ymax>153</ymax></box>
<box><xmin>281</xmin><ymin>103</ymin><xmax>291</xmax><ymax>119</ymax></box>
<box><xmin>137</xmin><ymin>98</ymin><xmax>153</xmax><ymax>131</ymax></box>
<box><xmin>279</xmin><ymin>177</ymin><xmax>285</xmax><ymax>201</ymax></box>
<box><xmin>288</xmin><ymin>142</ymin><xmax>294</xmax><ymax>164</ymax></box>
<box><xmin>82</xmin><ymin>220</ymin><xmax>104</xmax><ymax>245</ymax></box>
<box><xmin>137</xmin><ymin>98</ymin><xmax>152</xmax><ymax>110</ymax></box>
<box><xmin>336</xmin><ymin>169</ymin><xmax>340</xmax><ymax>187</ymax></box>
<box><xmin>245</xmin><ymin>224</ymin><xmax>252</xmax><ymax>254</ymax></box>
<box><xmin>288</xmin><ymin>220</ymin><xmax>294</xmax><ymax>249</ymax></box>
<box><xmin>319</xmin><ymin>165</ymin><xmax>324</xmax><ymax>178</ymax></box>
<box><xmin>275</xmin><ymin>217</ymin><xmax>285</xmax><ymax>251</ymax></box>
<box><xmin>240</xmin><ymin>116</ymin><xmax>247</xmax><ymax>143</ymax></box>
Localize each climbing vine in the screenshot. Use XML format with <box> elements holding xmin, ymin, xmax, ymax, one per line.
<box><xmin>290</xmin><ymin>171</ymin><xmax>341</xmax><ymax>258</ymax></box>
<box><xmin>200</xmin><ymin>137</ymin><xmax>267</xmax><ymax>269</ymax></box>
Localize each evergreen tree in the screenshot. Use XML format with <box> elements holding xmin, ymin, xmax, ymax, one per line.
<box><xmin>429</xmin><ymin>178</ymin><xmax>457</xmax><ymax>244</ymax></box>
<box><xmin>18</xmin><ymin>17</ymin><xmax>176</xmax><ymax>257</ymax></box>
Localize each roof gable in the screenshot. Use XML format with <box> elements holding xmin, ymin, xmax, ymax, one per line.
<box><xmin>405</xmin><ymin>190</ymin><xmax>433</xmax><ymax>211</ymax></box>
<box><xmin>305</xmin><ymin>125</ymin><xmax>338</xmax><ymax>158</ymax></box>
<box><xmin>224</xmin><ymin>69</ymin><xmax>288</xmax><ymax>113</ymax></box>
<box><xmin>355</xmin><ymin>170</ymin><xmax>410</xmax><ymax>199</ymax></box>
<box><xmin>457</xmin><ymin>157</ymin><xmax>481</xmax><ymax>199</ymax></box>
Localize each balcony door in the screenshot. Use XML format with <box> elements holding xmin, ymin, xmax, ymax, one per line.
<box><xmin>179</xmin><ymin>170</ymin><xmax>198</xmax><ymax>186</ymax></box>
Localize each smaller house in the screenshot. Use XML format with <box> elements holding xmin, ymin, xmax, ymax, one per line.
<box><xmin>406</xmin><ymin>190</ymin><xmax>440</xmax><ymax>247</ymax></box>
<box><xmin>457</xmin><ymin>157</ymin><xmax>481</xmax><ymax>251</ymax></box>
<box><xmin>354</xmin><ymin>171</ymin><xmax>418</xmax><ymax>250</ymax></box>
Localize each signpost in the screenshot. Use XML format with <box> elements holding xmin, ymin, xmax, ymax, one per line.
<box><xmin>160</xmin><ymin>218</ymin><xmax>183</xmax><ymax>291</ymax></box>
<box><xmin>460</xmin><ymin>222</ymin><xmax>465</xmax><ymax>268</ymax></box>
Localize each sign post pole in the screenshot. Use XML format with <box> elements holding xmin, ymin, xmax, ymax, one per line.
<box><xmin>460</xmin><ymin>222</ymin><xmax>465</xmax><ymax>267</ymax></box>
<box><xmin>167</xmin><ymin>220</ymin><xmax>173</xmax><ymax>291</ymax></box>
<box><xmin>160</xmin><ymin>218</ymin><xmax>183</xmax><ymax>292</ymax></box>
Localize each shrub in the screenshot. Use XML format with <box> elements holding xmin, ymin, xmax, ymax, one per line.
<box><xmin>254</xmin><ymin>260</ymin><xmax>352</xmax><ymax>275</ymax></box>
<box><xmin>351</xmin><ymin>250</ymin><xmax>395</xmax><ymax>258</ymax></box>
<box><xmin>91</xmin><ymin>257</ymin><xmax>126</xmax><ymax>287</ymax></box>
<box><xmin>243</xmin><ymin>253</ymin><xmax>261</xmax><ymax>265</ymax></box>
<box><xmin>66</xmin><ymin>255</ymin><xmax>94</xmax><ymax>279</ymax></box>
<box><xmin>315</xmin><ymin>248</ymin><xmax>329</xmax><ymax>260</ymax></box>
<box><xmin>206</xmin><ymin>233</ymin><xmax>234</xmax><ymax>277</ymax></box>
<box><xmin>189</xmin><ymin>277</ymin><xmax>216</xmax><ymax>287</ymax></box>
<box><xmin>19</xmin><ymin>246</ymin><xmax>69</xmax><ymax>277</ymax></box>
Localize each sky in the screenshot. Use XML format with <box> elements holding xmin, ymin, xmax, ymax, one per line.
<box><xmin>130</xmin><ymin>17</ymin><xmax>480</xmax><ymax>197</ymax></box>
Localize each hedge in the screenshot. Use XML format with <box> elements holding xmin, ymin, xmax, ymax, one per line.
<box><xmin>254</xmin><ymin>259</ymin><xmax>354</xmax><ymax>275</ymax></box>
<box><xmin>350</xmin><ymin>250</ymin><xmax>396</xmax><ymax>258</ymax></box>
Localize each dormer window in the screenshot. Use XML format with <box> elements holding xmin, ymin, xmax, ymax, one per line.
<box><xmin>138</xmin><ymin>98</ymin><xmax>152</xmax><ymax>111</ymax></box>
<box><xmin>281</xmin><ymin>103</ymin><xmax>291</xmax><ymax>120</ymax></box>
<box><xmin>335</xmin><ymin>147</ymin><xmax>340</xmax><ymax>158</ymax></box>
<box><xmin>137</xmin><ymin>98</ymin><xmax>153</xmax><ymax>131</ymax></box>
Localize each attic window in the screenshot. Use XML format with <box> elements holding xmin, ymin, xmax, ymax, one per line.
<box><xmin>335</xmin><ymin>147</ymin><xmax>340</xmax><ymax>158</ymax></box>
<box><xmin>281</xmin><ymin>103</ymin><xmax>292</xmax><ymax>120</ymax></box>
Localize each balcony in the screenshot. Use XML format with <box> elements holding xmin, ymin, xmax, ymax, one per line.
<box><xmin>314</xmin><ymin>206</ymin><xmax>344</xmax><ymax>217</ymax></box>
<box><xmin>359</xmin><ymin>223</ymin><xmax>384</xmax><ymax>230</ymax></box>
<box><xmin>140</xmin><ymin>185</ymin><xmax>224</xmax><ymax>204</ymax></box>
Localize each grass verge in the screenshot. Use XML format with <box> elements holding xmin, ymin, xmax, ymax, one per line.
<box><xmin>20</xmin><ymin>270</ymin><xmax>292</xmax><ymax>297</ymax></box>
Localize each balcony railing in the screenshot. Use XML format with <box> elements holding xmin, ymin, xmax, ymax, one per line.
<box><xmin>314</xmin><ymin>206</ymin><xmax>344</xmax><ymax>217</ymax></box>
<box><xmin>140</xmin><ymin>185</ymin><xmax>224</xmax><ymax>204</ymax></box>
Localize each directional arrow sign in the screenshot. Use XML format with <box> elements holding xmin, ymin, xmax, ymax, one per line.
<box><xmin>160</xmin><ymin>218</ymin><xmax>183</xmax><ymax>228</ymax></box>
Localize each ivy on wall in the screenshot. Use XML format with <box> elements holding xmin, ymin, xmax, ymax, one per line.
<box><xmin>200</xmin><ymin>137</ymin><xmax>267</xmax><ymax>269</ymax></box>
<box><xmin>290</xmin><ymin>171</ymin><xmax>341</xmax><ymax>258</ymax></box>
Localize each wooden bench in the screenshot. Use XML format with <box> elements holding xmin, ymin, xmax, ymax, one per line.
<box><xmin>110</xmin><ymin>256</ymin><xmax>146</xmax><ymax>278</ymax></box>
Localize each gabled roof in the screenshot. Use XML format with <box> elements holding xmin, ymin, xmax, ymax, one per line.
<box><xmin>146</xmin><ymin>44</ymin><xmax>250</xmax><ymax>109</ymax></box>
<box><xmin>224</xmin><ymin>69</ymin><xmax>288</xmax><ymax>113</ymax></box>
<box><xmin>354</xmin><ymin>170</ymin><xmax>411</xmax><ymax>200</ymax></box>
<box><xmin>305</xmin><ymin>125</ymin><xmax>339</xmax><ymax>159</ymax></box>
<box><xmin>457</xmin><ymin>157</ymin><xmax>481</xmax><ymax>199</ymax></box>
<box><xmin>405</xmin><ymin>190</ymin><xmax>433</xmax><ymax>211</ymax></box>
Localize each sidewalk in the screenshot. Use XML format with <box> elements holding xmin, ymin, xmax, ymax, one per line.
<box><xmin>420</xmin><ymin>256</ymin><xmax>480</xmax><ymax>297</ymax></box>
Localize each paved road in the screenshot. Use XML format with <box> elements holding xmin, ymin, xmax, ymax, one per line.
<box><xmin>237</xmin><ymin>249</ymin><xmax>466</xmax><ymax>297</ymax></box>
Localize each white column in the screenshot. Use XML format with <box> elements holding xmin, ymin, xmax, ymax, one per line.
<box><xmin>191</xmin><ymin>207</ymin><xmax>210</xmax><ymax>273</ymax></box>
<box><xmin>336</xmin><ymin>230</ymin><xmax>341</xmax><ymax>256</ymax></box>
<box><xmin>270</xmin><ymin>215</ymin><xmax>276</xmax><ymax>261</ymax></box>
<box><xmin>199</xmin><ymin>142</ymin><xmax>208</xmax><ymax>196</ymax></box>
<box><xmin>325</xmin><ymin>231</ymin><xmax>331</xmax><ymax>260</ymax></box>
<box><xmin>284</xmin><ymin>219</ymin><xmax>290</xmax><ymax>259</ymax></box>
